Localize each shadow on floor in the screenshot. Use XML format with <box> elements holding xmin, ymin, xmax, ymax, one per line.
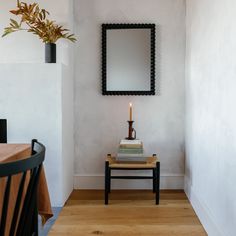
<box><xmin>39</xmin><ymin>207</ymin><xmax>62</xmax><ymax>236</ymax></box>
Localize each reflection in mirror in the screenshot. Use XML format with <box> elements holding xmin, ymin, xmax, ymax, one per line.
<box><xmin>102</xmin><ymin>24</ymin><xmax>155</xmax><ymax>95</ymax></box>
<box><xmin>107</xmin><ymin>29</ymin><xmax>150</xmax><ymax>91</ymax></box>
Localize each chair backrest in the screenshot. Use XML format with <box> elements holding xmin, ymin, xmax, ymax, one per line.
<box><xmin>0</xmin><ymin>119</ymin><xmax>7</xmax><ymax>143</ymax></box>
<box><xmin>0</xmin><ymin>139</ymin><xmax>45</xmax><ymax>236</ymax></box>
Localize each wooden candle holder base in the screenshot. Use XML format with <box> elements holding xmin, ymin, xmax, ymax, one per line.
<box><xmin>125</xmin><ymin>121</ymin><xmax>136</xmax><ymax>140</ymax></box>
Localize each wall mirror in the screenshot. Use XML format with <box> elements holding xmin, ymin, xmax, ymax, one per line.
<box><xmin>102</xmin><ymin>24</ymin><xmax>155</xmax><ymax>95</ymax></box>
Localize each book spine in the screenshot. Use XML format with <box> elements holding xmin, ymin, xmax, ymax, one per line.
<box><xmin>120</xmin><ymin>140</ymin><xmax>142</xmax><ymax>145</ymax></box>
<box><xmin>119</xmin><ymin>144</ymin><xmax>143</xmax><ymax>149</ymax></box>
<box><xmin>118</xmin><ymin>149</ymin><xmax>143</xmax><ymax>154</ymax></box>
<box><xmin>117</xmin><ymin>153</ymin><xmax>144</xmax><ymax>157</ymax></box>
<box><xmin>116</xmin><ymin>156</ymin><xmax>148</xmax><ymax>162</ymax></box>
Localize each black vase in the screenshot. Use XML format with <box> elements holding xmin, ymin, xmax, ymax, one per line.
<box><xmin>45</xmin><ymin>43</ymin><xmax>56</xmax><ymax>63</ymax></box>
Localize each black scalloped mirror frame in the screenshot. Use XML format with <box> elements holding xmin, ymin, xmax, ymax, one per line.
<box><xmin>102</xmin><ymin>23</ymin><xmax>156</xmax><ymax>96</ymax></box>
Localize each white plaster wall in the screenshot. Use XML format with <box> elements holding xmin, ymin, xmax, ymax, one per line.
<box><xmin>185</xmin><ymin>0</ymin><xmax>236</xmax><ymax>235</ymax></box>
<box><xmin>62</xmin><ymin>65</ymin><xmax>75</xmax><ymax>203</ymax></box>
<box><xmin>0</xmin><ymin>63</ymin><xmax>74</xmax><ymax>207</ymax></box>
<box><xmin>74</xmin><ymin>0</ymin><xmax>186</xmax><ymax>189</ymax></box>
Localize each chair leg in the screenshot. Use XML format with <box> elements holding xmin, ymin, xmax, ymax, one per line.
<box><xmin>156</xmin><ymin>162</ymin><xmax>160</xmax><ymax>205</ymax></box>
<box><xmin>105</xmin><ymin>161</ymin><xmax>109</xmax><ymax>205</ymax></box>
<box><xmin>31</xmin><ymin>205</ymin><xmax>38</xmax><ymax>236</ymax></box>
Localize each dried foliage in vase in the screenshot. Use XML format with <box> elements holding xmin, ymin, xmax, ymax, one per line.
<box><xmin>2</xmin><ymin>0</ymin><xmax>76</xmax><ymax>43</ymax></box>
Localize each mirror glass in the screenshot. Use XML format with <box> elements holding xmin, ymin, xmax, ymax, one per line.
<box><xmin>107</xmin><ymin>29</ymin><xmax>150</xmax><ymax>91</ymax></box>
<box><xmin>102</xmin><ymin>24</ymin><xmax>155</xmax><ymax>95</ymax></box>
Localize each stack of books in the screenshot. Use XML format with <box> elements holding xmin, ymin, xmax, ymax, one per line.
<box><xmin>116</xmin><ymin>139</ymin><xmax>147</xmax><ymax>162</ymax></box>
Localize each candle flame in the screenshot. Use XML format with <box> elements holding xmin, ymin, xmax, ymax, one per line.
<box><xmin>129</xmin><ymin>102</ymin><xmax>132</xmax><ymax>107</ymax></box>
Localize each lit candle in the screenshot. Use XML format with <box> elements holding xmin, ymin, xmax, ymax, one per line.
<box><xmin>129</xmin><ymin>103</ymin><xmax>133</xmax><ymax>121</ymax></box>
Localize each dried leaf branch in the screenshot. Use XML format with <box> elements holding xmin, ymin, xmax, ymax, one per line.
<box><xmin>2</xmin><ymin>1</ymin><xmax>76</xmax><ymax>43</ymax></box>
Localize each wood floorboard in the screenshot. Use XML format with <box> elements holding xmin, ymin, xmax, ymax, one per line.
<box><xmin>49</xmin><ymin>190</ymin><xmax>207</xmax><ymax>236</ymax></box>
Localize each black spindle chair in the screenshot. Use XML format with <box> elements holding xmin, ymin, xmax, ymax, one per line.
<box><xmin>0</xmin><ymin>119</ymin><xmax>7</xmax><ymax>143</ymax></box>
<box><xmin>0</xmin><ymin>139</ymin><xmax>45</xmax><ymax>236</ymax></box>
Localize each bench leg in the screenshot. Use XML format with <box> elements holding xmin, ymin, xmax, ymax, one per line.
<box><xmin>156</xmin><ymin>162</ymin><xmax>160</xmax><ymax>205</ymax></box>
<box><xmin>105</xmin><ymin>161</ymin><xmax>109</xmax><ymax>205</ymax></box>
<box><xmin>108</xmin><ymin>168</ymin><xmax>111</xmax><ymax>193</ymax></box>
<box><xmin>153</xmin><ymin>168</ymin><xmax>157</xmax><ymax>193</ymax></box>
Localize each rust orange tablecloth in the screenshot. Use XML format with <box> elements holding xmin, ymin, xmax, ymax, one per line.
<box><xmin>0</xmin><ymin>144</ymin><xmax>53</xmax><ymax>234</ymax></box>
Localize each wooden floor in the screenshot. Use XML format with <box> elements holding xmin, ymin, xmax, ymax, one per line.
<box><xmin>49</xmin><ymin>190</ymin><xmax>207</xmax><ymax>236</ymax></box>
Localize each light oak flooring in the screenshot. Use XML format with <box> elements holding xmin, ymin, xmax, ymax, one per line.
<box><xmin>49</xmin><ymin>190</ymin><xmax>207</xmax><ymax>236</ymax></box>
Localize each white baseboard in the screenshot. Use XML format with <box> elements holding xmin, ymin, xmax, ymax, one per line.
<box><xmin>184</xmin><ymin>177</ymin><xmax>225</xmax><ymax>236</ymax></box>
<box><xmin>74</xmin><ymin>173</ymin><xmax>184</xmax><ymax>189</ymax></box>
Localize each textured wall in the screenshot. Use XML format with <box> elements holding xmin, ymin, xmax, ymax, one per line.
<box><xmin>185</xmin><ymin>0</ymin><xmax>236</xmax><ymax>235</ymax></box>
<box><xmin>74</xmin><ymin>0</ymin><xmax>186</xmax><ymax>189</ymax></box>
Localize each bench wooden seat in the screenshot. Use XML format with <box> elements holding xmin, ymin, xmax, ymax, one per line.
<box><xmin>106</xmin><ymin>155</ymin><xmax>158</xmax><ymax>169</ymax></box>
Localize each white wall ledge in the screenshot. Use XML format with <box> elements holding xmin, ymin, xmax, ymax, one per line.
<box><xmin>0</xmin><ymin>63</ymin><xmax>74</xmax><ymax>207</ymax></box>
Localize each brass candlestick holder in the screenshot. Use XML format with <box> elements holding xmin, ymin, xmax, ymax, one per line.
<box><xmin>126</xmin><ymin>120</ymin><xmax>136</xmax><ymax>140</ymax></box>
